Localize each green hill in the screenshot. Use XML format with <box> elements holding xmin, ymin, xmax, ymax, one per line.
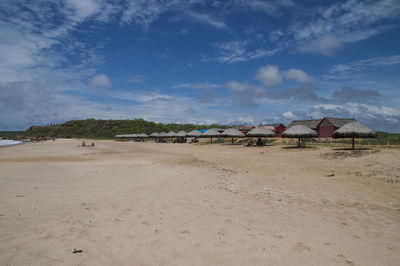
<box><xmin>23</xmin><ymin>119</ymin><xmax>229</xmax><ymax>139</ymax></box>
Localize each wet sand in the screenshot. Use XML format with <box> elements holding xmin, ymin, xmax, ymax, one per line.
<box><xmin>0</xmin><ymin>139</ymin><xmax>399</xmax><ymax>265</ymax></box>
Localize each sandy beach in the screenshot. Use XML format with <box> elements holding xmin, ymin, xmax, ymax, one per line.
<box><xmin>0</xmin><ymin>139</ymin><xmax>399</xmax><ymax>265</ymax></box>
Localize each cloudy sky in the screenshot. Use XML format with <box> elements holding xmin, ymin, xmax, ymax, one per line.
<box><xmin>1</xmin><ymin>0</ymin><xmax>400</xmax><ymax>132</ymax></box>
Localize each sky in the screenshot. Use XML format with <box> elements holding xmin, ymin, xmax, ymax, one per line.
<box><xmin>1</xmin><ymin>0</ymin><xmax>400</xmax><ymax>132</ymax></box>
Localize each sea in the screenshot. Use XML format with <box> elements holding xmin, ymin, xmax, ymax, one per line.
<box><xmin>0</xmin><ymin>139</ymin><xmax>24</xmax><ymax>147</ymax></box>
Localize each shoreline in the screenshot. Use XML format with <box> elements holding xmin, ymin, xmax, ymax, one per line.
<box><xmin>0</xmin><ymin>139</ymin><xmax>24</xmax><ymax>148</ymax></box>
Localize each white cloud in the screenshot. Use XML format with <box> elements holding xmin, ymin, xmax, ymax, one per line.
<box><xmin>128</xmin><ymin>75</ymin><xmax>145</xmax><ymax>83</ymax></box>
<box><xmin>298</xmin><ymin>34</ymin><xmax>343</xmax><ymax>56</ymax></box>
<box><xmin>283</xmin><ymin>111</ymin><xmax>294</xmax><ymax>119</ymax></box>
<box><xmin>120</xmin><ymin>0</ymin><xmax>172</xmax><ymax>29</ymax></box>
<box><xmin>171</xmin><ymin>82</ymin><xmax>221</xmax><ymax>90</ymax></box>
<box><xmin>64</xmin><ymin>0</ymin><xmax>102</xmax><ymax>22</ymax></box>
<box><xmin>283</xmin><ymin>69</ymin><xmax>313</xmax><ymax>83</ymax></box>
<box><xmin>255</xmin><ymin>64</ymin><xmax>314</xmax><ymax>87</ymax></box>
<box><xmin>239</xmin><ymin>0</ymin><xmax>295</xmax><ymax>16</ymax></box>
<box><xmin>326</xmin><ymin>55</ymin><xmax>400</xmax><ymax>78</ymax></box>
<box><xmin>120</xmin><ymin>1</ymin><xmax>228</xmax><ymax>30</ymax></box>
<box><xmin>91</xmin><ymin>74</ymin><xmax>111</xmax><ymax>87</ymax></box>
<box><xmin>185</xmin><ymin>11</ymin><xmax>228</xmax><ymax>30</ymax></box>
<box><xmin>255</xmin><ymin>65</ymin><xmax>282</xmax><ymax>87</ymax></box>
<box><xmin>204</xmin><ymin>40</ymin><xmax>280</xmax><ymax>64</ymax></box>
<box><xmin>269</xmin><ymin>30</ymin><xmax>284</xmax><ymax>42</ymax></box>
<box><xmin>225</xmin><ymin>81</ymin><xmax>267</xmax><ymax>106</ymax></box>
<box><xmin>291</xmin><ymin>0</ymin><xmax>400</xmax><ymax>55</ymax></box>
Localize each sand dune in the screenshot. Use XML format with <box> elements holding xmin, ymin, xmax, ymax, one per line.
<box><xmin>0</xmin><ymin>139</ymin><xmax>399</xmax><ymax>265</ymax></box>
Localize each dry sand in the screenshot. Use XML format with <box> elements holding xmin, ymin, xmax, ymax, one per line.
<box><xmin>0</xmin><ymin>139</ymin><xmax>399</xmax><ymax>265</ymax></box>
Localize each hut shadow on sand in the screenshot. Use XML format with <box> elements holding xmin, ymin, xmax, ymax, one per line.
<box><xmin>281</xmin><ymin>145</ymin><xmax>316</xmax><ymax>149</ymax></box>
<box><xmin>332</xmin><ymin>147</ymin><xmax>372</xmax><ymax>151</ymax></box>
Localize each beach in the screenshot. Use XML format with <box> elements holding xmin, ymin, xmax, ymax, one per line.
<box><xmin>0</xmin><ymin>139</ymin><xmax>399</xmax><ymax>265</ymax></box>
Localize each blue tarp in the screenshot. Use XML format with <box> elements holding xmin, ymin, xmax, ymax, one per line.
<box><xmin>199</xmin><ymin>129</ymin><xmax>208</xmax><ymax>133</ymax></box>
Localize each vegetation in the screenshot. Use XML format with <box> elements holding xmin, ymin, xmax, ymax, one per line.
<box><xmin>2</xmin><ymin>119</ymin><xmax>229</xmax><ymax>139</ymax></box>
<box><xmin>0</xmin><ymin>131</ymin><xmax>25</xmax><ymax>138</ymax></box>
<box><xmin>374</xmin><ymin>131</ymin><xmax>400</xmax><ymax>145</ymax></box>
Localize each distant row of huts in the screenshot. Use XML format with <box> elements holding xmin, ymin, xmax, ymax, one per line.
<box><xmin>115</xmin><ymin>117</ymin><xmax>376</xmax><ymax>149</ymax></box>
<box><xmin>233</xmin><ymin>117</ymin><xmax>357</xmax><ymax>138</ymax></box>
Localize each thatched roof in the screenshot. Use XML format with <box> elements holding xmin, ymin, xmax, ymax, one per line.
<box><xmin>159</xmin><ymin>132</ymin><xmax>167</xmax><ymax>137</ymax></box>
<box><xmin>187</xmin><ymin>130</ymin><xmax>201</xmax><ymax>137</ymax></box>
<box><xmin>201</xmin><ymin>128</ymin><xmax>221</xmax><ymax>137</ymax></box>
<box><xmin>175</xmin><ymin>131</ymin><xmax>187</xmax><ymax>137</ymax></box>
<box><xmin>150</xmin><ymin>132</ymin><xmax>159</xmax><ymax>137</ymax></box>
<box><xmin>333</xmin><ymin>121</ymin><xmax>377</xmax><ymax>138</ymax></box>
<box><xmin>232</xmin><ymin>125</ymin><xmax>250</xmax><ymax>131</ymax></box>
<box><xmin>166</xmin><ymin>131</ymin><xmax>176</xmax><ymax>137</ymax></box>
<box><xmin>221</xmin><ymin>128</ymin><xmax>244</xmax><ymax>137</ymax></box>
<box><xmin>287</xmin><ymin>119</ymin><xmax>321</xmax><ymax>130</ymax></box>
<box><xmin>264</xmin><ymin>123</ymin><xmax>284</xmax><ymax>128</ymax></box>
<box><xmin>322</xmin><ymin>117</ymin><xmax>356</xmax><ymax>128</ymax></box>
<box><xmin>282</xmin><ymin>125</ymin><xmax>318</xmax><ymax>138</ymax></box>
<box><xmin>138</xmin><ymin>133</ymin><xmax>148</xmax><ymax>138</ymax></box>
<box><xmin>247</xmin><ymin>126</ymin><xmax>275</xmax><ymax>137</ymax></box>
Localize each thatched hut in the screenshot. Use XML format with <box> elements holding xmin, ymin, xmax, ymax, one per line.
<box><xmin>166</xmin><ymin>131</ymin><xmax>176</xmax><ymax>137</ymax></box>
<box><xmin>221</xmin><ymin>128</ymin><xmax>244</xmax><ymax>144</ymax></box>
<box><xmin>247</xmin><ymin>127</ymin><xmax>275</xmax><ymax>137</ymax></box>
<box><xmin>173</xmin><ymin>131</ymin><xmax>187</xmax><ymax>143</ymax></box>
<box><xmin>150</xmin><ymin>132</ymin><xmax>160</xmax><ymax>142</ymax></box>
<box><xmin>175</xmin><ymin>131</ymin><xmax>187</xmax><ymax>137</ymax></box>
<box><xmin>201</xmin><ymin>128</ymin><xmax>221</xmax><ymax>143</ymax></box>
<box><xmin>186</xmin><ymin>130</ymin><xmax>201</xmax><ymax>143</ymax></box>
<box><xmin>246</xmin><ymin>126</ymin><xmax>276</xmax><ymax>146</ymax></box>
<box><xmin>333</xmin><ymin>121</ymin><xmax>377</xmax><ymax>150</ymax></box>
<box><xmin>187</xmin><ymin>130</ymin><xmax>201</xmax><ymax>137</ymax></box>
<box><xmin>282</xmin><ymin>125</ymin><xmax>317</xmax><ymax>148</ymax></box>
<box><xmin>158</xmin><ymin>132</ymin><xmax>167</xmax><ymax>142</ymax></box>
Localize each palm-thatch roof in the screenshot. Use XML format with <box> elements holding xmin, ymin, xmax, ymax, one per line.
<box><xmin>247</xmin><ymin>126</ymin><xmax>275</xmax><ymax>137</ymax></box>
<box><xmin>138</xmin><ymin>133</ymin><xmax>148</xmax><ymax>138</ymax></box>
<box><xmin>150</xmin><ymin>132</ymin><xmax>159</xmax><ymax>137</ymax></box>
<box><xmin>159</xmin><ymin>132</ymin><xmax>167</xmax><ymax>137</ymax></box>
<box><xmin>166</xmin><ymin>131</ymin><xmax>176</xmax><ymax>137</ymax></box>
<box><xmin>221</xmin><ymin>128</ymin><xmax>244</xmax><ymax>137</ymax></box>
<box><xmin>333</xmin><ymin>121</ymin><xmax>377</xmax><ymax>138</ymax></box>
<box><xmin>187</xmin><ymin>130</ymin><xmax>201</xmax><ymax>137</ymax></box>
<box><xmin>286</xmin><ymin>119</ymin><xmax>321</xmax><ymax>130</ymax></box>
<box><xmin>321</xmin><ymin>117</ymin><xmax>356</xmax><ymax>128</ymax></box>
<box><xmin>282</xmin><ymin>125</ymin><xmax>318</xmax><ymax>138</ymax></box>
<box><xmin>201</xmin><ymin>128</ymin><xmax>221</xmax><ymax>137</ymax></box>
<box><xmin>175</xmin><ymin>131</ymin><xmax>187</xmax><ymax>137</ymax></box>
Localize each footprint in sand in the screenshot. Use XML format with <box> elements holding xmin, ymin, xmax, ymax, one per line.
<box><xmin>294</xmin><ymin>242</ymin><xmax>311</xmax><ymax>253</ymax></box>
<box><xmin>337</xmin><ymin>254</ymin><xmax>354</xmax><ymax>266</ymax></box>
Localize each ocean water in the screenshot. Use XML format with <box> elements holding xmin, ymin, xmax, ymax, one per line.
<box><xmin>0</xmin><ymin>139</ymin><xmax>23</xmax><ymax>147</ymax></box>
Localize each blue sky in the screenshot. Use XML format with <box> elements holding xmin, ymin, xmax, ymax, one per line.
<box><xmin>1</xmin><ymin>0</ymin><xmax>400</xmax><ymax>132</ymax></box>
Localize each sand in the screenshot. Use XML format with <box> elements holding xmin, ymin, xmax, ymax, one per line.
<box><xmin>0</xmin><ymin>139</ymin><xmax>399</xmax><ymax>265</ymax></box>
